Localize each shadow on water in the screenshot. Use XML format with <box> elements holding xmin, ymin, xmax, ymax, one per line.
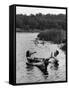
<box><xmin>36</xmin><ymin>65</ymin><xmax>49</xmax><ymax>80</ymax></box>
<box><xmin>26</xmin><ymin>64</ymin><xmax>49</xmax><ymax>79</ymax></box>
<box><xmin>26</xmin><ymin>60</ymin><xmax>59</xmax><ymax>80</ymax></box>
<box><xmin>36</xmin><ymin>64</ymin><xmax>49</xmax><ymax>75</ymax></box>
<box><xmin>26</xmin><ymin>65</ymin><xmax>34</xmax><ymax>71</ymax></box>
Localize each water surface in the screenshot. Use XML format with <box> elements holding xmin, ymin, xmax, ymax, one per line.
<box><xmin>16</xmin><ymin>32</ymin><xmax>66</xmax><ymax>83</ymax></box>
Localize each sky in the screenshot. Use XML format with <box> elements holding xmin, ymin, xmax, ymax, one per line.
<box><xmin>16</xmin><ymin>6</ymin><xmax>66</xmax><ymax>15</ymax></box>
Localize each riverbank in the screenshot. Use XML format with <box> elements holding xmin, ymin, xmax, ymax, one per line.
<box><xmin>37</xmin><ymin>30</ymin><xmax>66</xmax><ymax>44</ymax></box>
<box><xmin>16</xmin><ymin>28</ymin><xmax>66</xmax><ymax>52</ymax></box>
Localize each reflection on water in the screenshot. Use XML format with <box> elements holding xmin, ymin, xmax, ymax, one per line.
<box><xmin>16</xmin><ymin>32</ymin><xmax>66</xmax><ymax>83</ymax></box>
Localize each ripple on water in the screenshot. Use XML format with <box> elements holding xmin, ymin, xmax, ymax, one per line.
<box><xmin>16</xmin><ymin>33</ymin><xmax>66</xmax><ymax>83</ymax></box>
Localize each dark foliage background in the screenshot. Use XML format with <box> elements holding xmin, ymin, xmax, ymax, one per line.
<box><xmin>16</xmin><ymin>13</ymin><xmax>66</xmax><ymax>31</ymax></box>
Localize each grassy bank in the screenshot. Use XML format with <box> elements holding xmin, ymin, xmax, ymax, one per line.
<box><xmin>16</xmin><ymin>28</ymin><xmax>42</xmax><ymax>33</ymax></box>
<box><xmin>16</xmin><ymin>28</ymin><xmax>52</xmax><ymax>33</ymax></box>
<box><xmin>37</xmin><ymin>29</ymin><xmax>66</xmax><ymax>44</ymax></box>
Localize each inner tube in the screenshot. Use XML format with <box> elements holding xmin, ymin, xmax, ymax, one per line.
<box><xmin>26</xmin><ymin>61</ymin><xmax>44</xmax><ymax>66</ymax></box>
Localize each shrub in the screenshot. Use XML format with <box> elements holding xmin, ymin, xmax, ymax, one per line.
<box><xmin>37</xmin><ymin>29</ymin><xmax>66</xmax><ymax>44</ymax></box>
<box><xmin>60</xmin><ymin>44</ymin><xmax>66</xmax><ymax>51</ymax></box>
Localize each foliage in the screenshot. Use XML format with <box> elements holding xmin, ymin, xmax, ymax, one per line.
<box><xmin>37</xmin><ymin>30</ymin><xmax>66</xmax><ymax>44</ymax></box>
<box><xmin>16</xmin><ymin>13</ymin><xmax>66</xmax><ymax>31</ymax></box>
<box><xmin>60</xmin><ymin>44</ymin><xmax>66</xmax><ymax>51</ymax></box>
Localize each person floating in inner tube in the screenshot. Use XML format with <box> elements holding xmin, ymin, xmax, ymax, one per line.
<box><xmin>26</xmin><ymin>50</ymin><xmax>37</xmax><ymax>63</ymax></box>
<box><xmin>43</xmin><ymin>50</ymin><xmax>59</xmax><ymax>72</ymax></box>
<box><xmin>26</xmin><ymin>50</ymin><xmax>36</xmax><ymax>57</ymax></box>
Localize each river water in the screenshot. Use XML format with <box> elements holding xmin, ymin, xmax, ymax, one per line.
<box><xmin>16</xmin><ymin>32</ymin><xmax>66</xmax><ymax>83</ymax></box>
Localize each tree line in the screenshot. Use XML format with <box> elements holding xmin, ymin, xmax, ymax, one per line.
<box><xmin>16</xmin><ymin>13</ymin><xmax>66</xmax><ymax>31</ymax></box>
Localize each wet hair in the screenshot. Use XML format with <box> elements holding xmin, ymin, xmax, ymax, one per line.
<box><xmin>54</xmin><ymin>50</ymin><xmax>59</xmax><ymax>57</ymax></box>
<box><xmin>26</xmin><ymin>50</ymin><xmax>30</xmax><ymax>57</ymax></box>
